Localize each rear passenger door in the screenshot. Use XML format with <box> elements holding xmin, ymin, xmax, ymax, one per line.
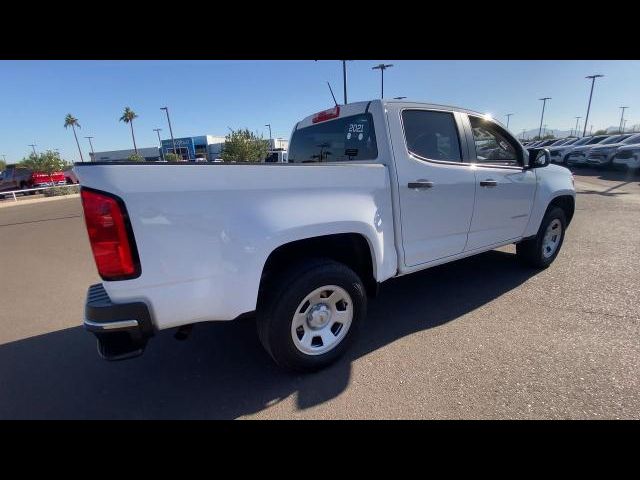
<box><xmin>462</xmin><ymin>114</ymin><xmax>536</xmax><ymax>251</ymax></box>
<box><xmin>389</xmin><ymin>108</ymin><xmax>476</xmax><ymax>267</ymax></box>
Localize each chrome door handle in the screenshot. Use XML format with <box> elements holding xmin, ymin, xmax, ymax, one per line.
<box><xmin>480</xmin><ymin>179</ymin><xmax>498</xmax><ymax>187</ymax></box>
<box><xmin>408</xmin><ymin>180</ymin><xmax>434</xmax><ymax>189</ymax></box>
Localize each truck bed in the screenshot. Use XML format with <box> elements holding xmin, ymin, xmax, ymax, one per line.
<box><xmin>75</xmin><ymin>162</ymin><xmax>398</xmax><ymax>330</ymax></box>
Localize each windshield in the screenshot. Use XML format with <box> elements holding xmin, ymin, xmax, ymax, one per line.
<box><xmin>622</xmin><ymin>133</ymin><xmax>640</xmax><ymax>144</ymax></box>
<box><xmin>561</xmin><ymin>138</ymin><xmax>579</xmax><ymax>145</ymax></box>
<box><xmin>573</xmin><ymin>137</ymin><xmax>591</xmax><ymax>146</ymax></box>
<box><xmin>601</xmin><ymin>135</ymin><xmax>626</xmax><ymax>145</ymax></box>
<box><xmin>587</xmin><ymin>136</ymin><xmax>607</xmax><ymax>145</ymax></box>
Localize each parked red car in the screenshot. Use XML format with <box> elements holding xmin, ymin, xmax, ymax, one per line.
<box><xmin>0</xmin><ymin>165</ymin><xmax>66</xmax><ymax>195</ymax></box>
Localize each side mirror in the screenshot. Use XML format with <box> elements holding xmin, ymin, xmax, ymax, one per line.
<box><xmin>526</xmin><ymin>147</ymin><xmax>551</xmax><ymax>169</ymax></box>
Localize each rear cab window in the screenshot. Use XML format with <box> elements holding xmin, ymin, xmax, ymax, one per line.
<box><xmin>288</xmin><ymin>113</ymin><xmax>378</xmax><ymax>163</ymax></box>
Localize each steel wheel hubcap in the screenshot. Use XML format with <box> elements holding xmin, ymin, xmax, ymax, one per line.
<box><xmin>291</xmin><ymin>285</ymin><xmax>353</xmax><ymax>355</ymax></box>
<box><xmin>542</xmin><ymin>219</ymin><xmax>562</xmax><ymax>258</ymax></box>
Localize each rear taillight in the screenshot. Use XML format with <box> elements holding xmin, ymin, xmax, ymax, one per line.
<box><xmin>80</xmin><ymin>188</ymin><xmax>140</xmax><ymax>281</ymax></box>
<box><xmin>312</xmin><ymin>106</ymin><xmax>340</xmax><ymax>123</ymax></box>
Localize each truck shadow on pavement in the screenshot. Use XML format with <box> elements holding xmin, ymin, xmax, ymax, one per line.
<box><xmin>0</xmin><ymin>250</ymin><xmax>538</xmax><ymax>419</ymax></box>
<box><xmin>570</xmin><ymin>166</ymin><xmax>640</xmax><ymax>184</ymax></box>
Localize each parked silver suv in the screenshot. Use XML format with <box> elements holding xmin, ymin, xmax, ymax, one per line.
<box><xmin>566</xmin><ymin>135</ymin><xmax>620</xmax><ymax>167</ymax></box>
<box><xmin>586</xmin><ymin>133</ymin><xmax>640</xmax><ymax>168</ymax></box>
<box><xmin>612</xmin><ymin>143</ymin><xmax>640</xmax><ymax>172</ymax></box>
<box><xmin>551</xmin><ymin>136</ymin><xmax>605</xmax><ymax>165</ymax></box>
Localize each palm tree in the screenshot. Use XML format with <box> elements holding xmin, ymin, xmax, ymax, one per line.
<box><xmin>120</xmin><ymin>107</ymin><xmax>139</xmax><ymax>154</ymax></box>
<box><xmin>64</xmin><ymin>114</ymin><xmax>85</xmax><ymax>162</ymax></box>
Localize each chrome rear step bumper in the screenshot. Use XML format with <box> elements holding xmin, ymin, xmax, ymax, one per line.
<box><xmin>84</xmin><ymin>283</ymin><xmax>155</xmax><ymax>361</ymax></box>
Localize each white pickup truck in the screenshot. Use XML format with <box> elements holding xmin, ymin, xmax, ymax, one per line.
<box><xmin>76</xmin><ymin>99</ymin><xmax>575</xmax><ymax>372</ymax></box>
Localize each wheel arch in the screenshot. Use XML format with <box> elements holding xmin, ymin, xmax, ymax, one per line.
<box><xmin>257</xmin><ymin>233</ymin><xmax>379</xmax><ymax>306</ymax></box>
<box><xmin>548</xmin><ymin>194</ymin><xmax>575</xmax><ymax>226</ymax></box>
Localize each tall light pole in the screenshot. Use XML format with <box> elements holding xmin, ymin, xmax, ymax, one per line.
<box><xmin>619</xmin><ymin>106</ymin><xmax>628</xmax><ymax>133</ymax></box>
<box><xmin>153</xmin><ymin>128</ymin><xmax>164</xmax><ymax>161</ymax></box>
<box><xmin>543</xmin><ymin>124</ymin><xmax>548</xmax><ymax>138</ymax></box>
<box><xmin>521</xmin><ymin>129</ymin><xmax>526</xmax><ymax>141</ymax></box>
<box><xmin>574</xmin><ymin>116</ymin><xmax>581</xmax><ymax>137</ymax></box>
<box><xmin>583</xmin><ymin>74</ymin><xmax>604</xmax><ymax>137</ymax></box>
<box><xmin>623</xmin><ymin>119</ymin><xmax>628</xmax><ymax>133</ymax></box>
<box><xmin>341</xmin><ymin>60</ymin><xmax>353</xmax><ymax>104</ymax></box>
<box><xmin>372</xmin><ymin>63</ymin><xmax>393</xmax><ymax>98</ymax></box>
<box><xmin>265</xmin><ymin>123</ymin><xmax>272</xmax><ymax>149</ymax></box>
<box><xmin>84</xmin><ymin>136</ymin><xmax>95</xmax><ymax>162</ymax></box>
<box><xmin>505</xmin><ymin>113</ymin><xmax>514</xmax><ymax>129</ymax></box>
<box><xmin>29</xmin><ymin>144</ymin><xmax>37</xmax><ymax>155</ymax></box>
<box><xmin>343</xmin><ymin>61</ymin><xmax>347</xmax><ymax>104</ymax></box>
<box><xmin>160</xmin><ymin>107</ymin><xmax>176</xmax><ymax>156</ymax></box>
<box><xmin>538</xmin><ymin>97</ymin><xmax>551</xmax><ymax>139</ymax></box>
<box><xmin>590</xmin><ymin>125</ymin><xmax>594</xmax><ymax>135</ymax></box>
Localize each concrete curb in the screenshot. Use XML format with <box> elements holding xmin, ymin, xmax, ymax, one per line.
<box><xmin>0</xmin><ymin>193</ymin><xmax>80</xmax><ymax>208</ymax></box>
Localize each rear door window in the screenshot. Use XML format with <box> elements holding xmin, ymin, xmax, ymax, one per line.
<box><xmin>401</xmin><ymin>110</ymin><xmax>462</xmax><ymax>162</ymax></box>
<box><xmin>288</xmin><ymin>113</ymin><xmax>378</xmax><ymax>163</ymax></box>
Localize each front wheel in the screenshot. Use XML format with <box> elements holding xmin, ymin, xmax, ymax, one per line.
<box><xmin>257</xmin><ymin>259</ymin><xmax>367</xmax><ymax>372</ymax></box>
<box><xmin>516</xmin><ymin>206</ymin><xmax>567</xmax><ymax>268</ymax></box>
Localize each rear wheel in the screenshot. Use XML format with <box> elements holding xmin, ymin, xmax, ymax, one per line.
<box><xmin>517</xmin><ymin>206</ymin><xmax>566</xmax><ymax>269</ymax></box>
<box><xmin>257</xmin><ymin>259</ymin><xmax>367</xmax><ymax>372</ymax></box>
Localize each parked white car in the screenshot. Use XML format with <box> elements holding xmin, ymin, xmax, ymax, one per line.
<box><xmin>549</xmin><ymin>136</ymin><xmax>595</xmax><ymax>164</ymax></box>
<box><xmin>264</xmin><ymin>149</ymin><xmax>288</xmax><ymax>163</ymax></box>
<box><xmin>76</xmin><ymin>99</ymin><xmax>575</xmax><ymax>371</ymax></box>
<box><xmin>586</xmin><ymin>133</ymin><xmax>640</xmax><ymax>168</ymax></box>
<box><xmin>612</xmin><ymin>143</ymin><xmax>640</xmax><ymax>171</ymax></box>
<box><xmin>565</xmin><ymin>135</ymin><xmax>617</xmax><ymax>166</ymax></box>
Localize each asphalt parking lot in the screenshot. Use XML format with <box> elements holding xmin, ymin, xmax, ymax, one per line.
<box><xmin>0</xmin><ymin>167</ymin><xmax>638</xmax><ymax>419</ymax></box>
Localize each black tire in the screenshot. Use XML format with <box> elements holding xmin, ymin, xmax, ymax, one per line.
<box><xmin>256</xmin><ymin>258</ymin><xmax>367</xmax><ymax>372</ymax></box>
<box><xmin>516</xmin><ymin>206</ymin><xmax>567</xmax><ymax>269</ymax></box>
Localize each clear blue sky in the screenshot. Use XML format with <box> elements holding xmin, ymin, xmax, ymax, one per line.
<box><xmin>1</xmin><ymin>60</ymin><xmax>639</xmax><ymax>163</ymax></box>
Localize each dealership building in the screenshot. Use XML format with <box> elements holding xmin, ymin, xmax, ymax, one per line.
<box><xmin>90</xmin><ymin>135</ymin><xmax>289</xmax><ymax>162</ymax></box>
<box><xmin>161</xmin><ymin>135</ymin><xmax>226</xmax><ymax>161</ymax></box>
<box><xmin>161</xmin><ymin>136</ymin><xmax>289</xmax><ymax>161</ymax></box>
<box><xmin>90</xmin><ymin>147</ymin><xmax>160</xmax><ymax>162</ymax></box>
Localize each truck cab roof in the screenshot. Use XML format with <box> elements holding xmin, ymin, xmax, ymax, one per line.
<box><xmin>295</xmin><ymin>100</ymin><xmax>504</xmax><ymax>131</ymax></box>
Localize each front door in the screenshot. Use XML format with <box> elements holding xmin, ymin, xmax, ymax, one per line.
<box><xmin>389</xmin><ymin>108</ymin><xmax>476</xmax><ymax>267</ymax></box>
<box><xmin>463</xmin><ymin>114</ymin><xmax>537</xmax><ymax>251</ymax></box>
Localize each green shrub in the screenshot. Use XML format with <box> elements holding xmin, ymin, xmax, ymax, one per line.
<box><xmin>44</xmin><ymin>185</ymin><xmax>80</xmax><ymax>197</ymax></box>
<box><xmin>221</xmin><ymin>128</ymin><xmax>269</xmax><ymax>162</ymax></box>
